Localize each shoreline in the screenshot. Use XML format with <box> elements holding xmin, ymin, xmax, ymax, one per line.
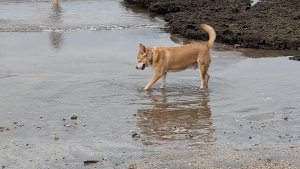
<box><xmin>123</xmin><ymin>0</ymin><xmax>300</xmax><ymax>50</ymax></box>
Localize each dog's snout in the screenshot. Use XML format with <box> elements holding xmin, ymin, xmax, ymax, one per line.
<box><xmin>136</xmin><ymin>63</ymin><xmax>145</xmax><ymax>70</ymax></box>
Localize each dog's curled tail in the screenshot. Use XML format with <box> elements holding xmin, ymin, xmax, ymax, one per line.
<box><xmin>200</xmin><ymin>24</ymin><xmax>216</xmax><ymax>49</ymax></box>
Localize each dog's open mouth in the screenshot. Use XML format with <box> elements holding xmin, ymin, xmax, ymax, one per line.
<box><xmin>141</xmin><ymin>64</ymin><xmax>145</xmax><ymax>70</ymax></box>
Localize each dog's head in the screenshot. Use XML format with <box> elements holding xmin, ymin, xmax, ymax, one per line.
<box><xmin>136</xmin><ymin>43</ymin><xmax>150</xmax><ymax>70</ymax></box>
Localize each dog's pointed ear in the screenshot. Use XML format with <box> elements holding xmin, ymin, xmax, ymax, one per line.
<box><xmin>139</xmin><ymin>43</ymin><xmax>146</xmax><ymax>53</ymax></box>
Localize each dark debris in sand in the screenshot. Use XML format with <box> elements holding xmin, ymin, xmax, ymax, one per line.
<box><xmin>83</xmin><ymin>160</ymin><xmax>100</xmax><ymax>166</ymax></box>
<box><xmin>124</xmin><ymin>0</ymin><xmax>300</xmax><ymax>50</ymax></box>
<box><xmin>0</xmin><ymin>127</ymin><xmax>10</xmax><ymax>132</ymax></box>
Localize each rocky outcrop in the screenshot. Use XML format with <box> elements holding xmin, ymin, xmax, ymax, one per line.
<box><xmin>124</xmin><ymin>0</ymin><xmax>300</xmax><ymax>50</ymax></box>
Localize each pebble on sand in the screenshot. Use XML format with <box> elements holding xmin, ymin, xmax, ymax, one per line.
<box><xmin>71</xmin><ymin>115</ymin><xmax>77</xmax><ymax>120</ymax></box>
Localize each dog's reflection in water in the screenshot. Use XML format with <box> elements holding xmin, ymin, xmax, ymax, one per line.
<box><xmin>136</xmin><ymin>90</ymin><xmax>214</xmax><ymax>144</ymax></box>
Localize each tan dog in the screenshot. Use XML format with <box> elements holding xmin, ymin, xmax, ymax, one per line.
<box><xmin>136</xmin><ymin>24</ymin><xmax>216</xmax><ymax>90</ymax></box>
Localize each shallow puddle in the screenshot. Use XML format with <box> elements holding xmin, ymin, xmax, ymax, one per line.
<box><xmin>1</xmin><ymin>0</ymin><xmax>300</xmax><ymax>168</ymax></box>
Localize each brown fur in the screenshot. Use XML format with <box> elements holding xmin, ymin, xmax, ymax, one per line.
<box><xmin>136</xmin><ymin>24</ymin><xmax>216</xmax><ymax>90</ymax></box>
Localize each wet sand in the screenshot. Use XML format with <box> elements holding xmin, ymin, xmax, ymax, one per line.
<box><xmin>1</xmin><ymin>30</ymin><xmax>300</xmax><ymax>169</ymax></box>
<box><xmin>1</xmin><ymin>0</ymin><xmax>300</xmax><ymax>169</ymax></box>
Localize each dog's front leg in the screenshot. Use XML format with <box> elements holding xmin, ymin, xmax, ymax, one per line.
<box><xmin>144</xmin><ymin>73</ymin><xmax>162</xmax><ymax>90</ymax></box>
<box><xmin>160</xmin><ymin>73</ymin><xmax>167</xmax><ymax>89</ymax></box>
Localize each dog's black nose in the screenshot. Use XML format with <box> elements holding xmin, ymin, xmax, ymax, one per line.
<box><xmin>136</xmin><ymin>66</ymin><xmax>138</xmax><ymax>69</ymax></box>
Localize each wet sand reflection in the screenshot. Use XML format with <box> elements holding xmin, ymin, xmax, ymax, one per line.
<box><xmin>48</xmin><ymin>1</ymin><xmax>64</xmax><ymax>49</ymax></box>
<box><xmin>137</xmin><ymin>90</ymin><xmax>214</xmax><ymax>144</ymax></box>
<box><xmin>53</xmin><ymin>0</ymin><xmax>60</xmax><ymax>6</ymax></box>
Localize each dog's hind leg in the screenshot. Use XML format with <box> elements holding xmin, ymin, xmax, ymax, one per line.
<box><xmin>204</xmin><ymin>73</ymin><xmax>210</xmax><ymax>88</ymax></box>
<box><xmin>198</xmin><ymin>64</ymin><xmax>208</xmax><ymax>89</ymax></box>
<box><xmin>160</xmin><ymin>73</ymin><xmax>167</xmax><ymax>89</ymax></box>
<box><xmin>144</xmin><ymin>73</ymin><xmax>162</xmax><ymax>90</ymax></box>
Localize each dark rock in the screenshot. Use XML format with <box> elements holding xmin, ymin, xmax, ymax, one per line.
<box><xmin>70</xmin><ymin>115</ymin><xmax>77</xmax><ymax>120</ymax></box>
<box><xmin>132</xmin><ymin>132</ymin><xmax>140</xmax><ymax>140</ymax></box>
<box><xmin>83</xmin><ymin>160</ymin><xmax>100</xmax><ymax>165</ymax></box>
<box><xmin>289</xmin><ymin>56</ymin><xmax>300</xmax><ymax>61</ymax></box>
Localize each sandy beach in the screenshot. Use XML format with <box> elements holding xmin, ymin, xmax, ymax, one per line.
<box><xmin>1</xmin><ymin>0</ymin><xmax>300</xmax><ymax>168</ymax></box>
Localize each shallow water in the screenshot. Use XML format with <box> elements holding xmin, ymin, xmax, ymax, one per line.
<box><xmin>1</xmin><ymin>0</ymin><xmax>300</xmax><ymax>168</ymax></box>
<box><xmin>0</xmin><ymin>0</ymin><xmax>164</xmax><ymax>32</ymax></box>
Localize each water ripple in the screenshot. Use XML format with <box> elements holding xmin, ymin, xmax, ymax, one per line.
<box><xmin>0</xmin><ymin>23</ymin><xmax>162</xmax><ymax>32</ymax></box>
